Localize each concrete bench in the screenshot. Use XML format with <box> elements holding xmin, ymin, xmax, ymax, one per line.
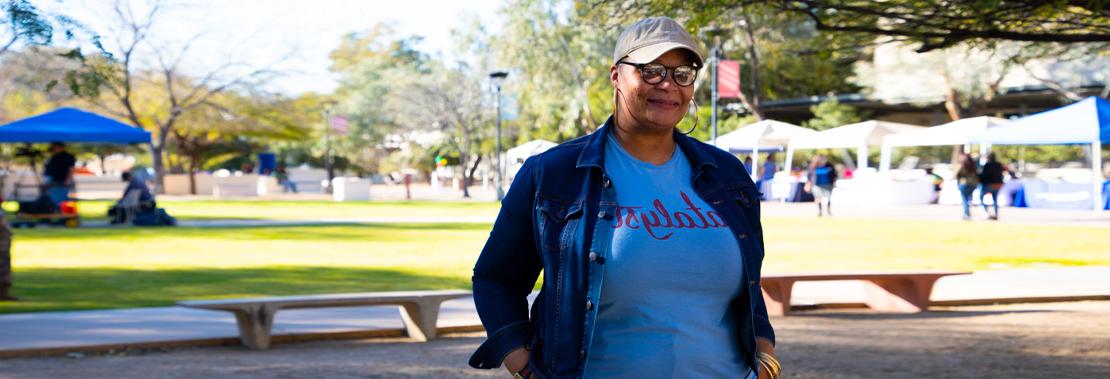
<box><xmin>760</xmin><ymin>272</ymin><xmax>969</xmax><ymax>316</ymax></box>
<box><xmin>177</xmin><ymin>290</ymin><xmax>471</xmax><ymax>349</ymax></box>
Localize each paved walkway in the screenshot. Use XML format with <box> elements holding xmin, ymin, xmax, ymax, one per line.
<box><xmin>1</xmin><ymin>267</ymin><xmax>1106</xmax><ymax>356</ymax></box>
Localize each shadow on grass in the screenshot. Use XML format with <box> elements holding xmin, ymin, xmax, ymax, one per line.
<box><xmin>0</xmin><ymin>266</ymin><xmax>472</xmax><ymax>314</ymax></box>
<box><xmin>11</xmin><ymin>222</ymin><xmax>493</xmax><ymax>241</ymax></box>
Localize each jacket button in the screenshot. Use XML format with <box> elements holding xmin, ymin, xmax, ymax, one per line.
<box><xmin>602</xmin><ymin>177</ymin><xmax>612</xmax><ymax>188</ymax></box>
<box><xmin>580</xmin><ymin>350</ymin><xmax>587</xmax><ymax>359</ymax></box>
<box><xmin>738</xmin><ymin>233</ymin><xmax>749</xmax><ymax>239</ymax></box>
<box><xmin>597</xmin><ymin>210</ymin><xmax>608</xmax><ymax>219</ymax></box>
<box><xmin>588</xmin><ymin>252</ymin><xmax>598</xmax><ymax>262</ymax></box>
<box><xmin>585</xmin><ymin>300</ymin><xmax>594</xmax><ymax>310</ymax></box>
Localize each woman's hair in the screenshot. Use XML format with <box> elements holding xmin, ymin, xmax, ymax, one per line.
<box><xmin>957</xmin><ymin>153</ymin><xmax>976</xmax><ymax>173</ymax></box>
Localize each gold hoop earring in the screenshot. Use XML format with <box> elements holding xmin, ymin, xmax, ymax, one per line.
<box><xmin>679</xmin><ymin>100</ymin><xmax>698</xmax><ymax>135</ymax></box>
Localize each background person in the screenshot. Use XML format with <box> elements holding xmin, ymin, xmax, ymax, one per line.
<box><xmin>275</xmin><ymin>165</ymin><xmax>298</xmax><ymax>193</ymax></box>
<box><xmin>760</xmin><ymin>152</ymin><xmax>778</xmax><ymax>182</ymax></box>
<box><xmin>955</xmin><ymin>153</ymin><xmax>980</xmax><ymax>221</ymax></box>
<box><xmin>469</xmin><ymin>16</ymin><xmax>779</xmax><ymax>379</ymax></box>
<box><xmin>108</xmin><ymin>172</ymin><xmax>156</xmax><ymax>224</ymax></box>
<box><xmin>806</xmin><ymin>154</ymin><xmax>837</xmax><ymax>217</ymax></box>
<box><xmin>43</xmin><ymin>142</ymin><xmax>76</xmax><ymax>206</ymax></box>
<box><xmin>925</xmin><ymin>167</ymin><xmax>944</xmax><ymax>204</ymax></box>
<box><xmin>979</xmin><ymin>153</ymin><xmax>1005</xmax><ymax>220</ymax></box>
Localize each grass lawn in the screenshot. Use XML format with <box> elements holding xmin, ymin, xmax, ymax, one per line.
<box><xmin>2</xmin><ymin>199</ymin><xmax>501</xmax><ymax>222</ymax></box>
<box><xmin>1</xmin><ymin>216</ymin><xmax>1107</xmax><ymax>313</ymax></box>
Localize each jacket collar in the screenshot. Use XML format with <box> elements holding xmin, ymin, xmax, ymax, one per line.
<box><xmin>576</xmin><ymin>115</ymin><xmax>718</xmax><ymax>171</ymax></box>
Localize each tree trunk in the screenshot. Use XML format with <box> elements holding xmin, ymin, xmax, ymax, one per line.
<box><xmin>466</xmin><ymin>155</ymin><xmax>483</xmax><ymax>187</ymax></box>
<box><xmin>188</xmin><ymin>152</ymin><xmax>200</xmax><ymax>196</ymax></box>
<box><xmin>941</xmin><ymin>75</ymin><xmax>967</xmax><ymax>158</ymax></box>
<box><xmin>741</xmin><ymin>14</ymin><xmax>765</xmax><ymax>121</ymax></box>
<box><xmin>150</xmin><ymin>141</ymin><xmax>165</xmax><ymax>194</ymax></box>
<box><xmin>457</xmin><ymin>142</ymin><xmax>470</xmax><ymax>198</ymax></box>
<box><xmin>941</xmin><ymin>74</ymin><xmax>964</xmax><ymax>121</ymax></box>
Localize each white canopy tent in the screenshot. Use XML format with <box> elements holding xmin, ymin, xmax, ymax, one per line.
<box><xmin>879</xmin><ymin>116</ymin><xmax>1011</xmax><ymax>171</ymax></box>
<box><xmin>970</xmin><ymin>96</ymin><xmax>1110</xmax><ymax>211</ymax></box>
<box><xmin>714</xmin><ymin>120</ymin><xmax>815</xmax><ymax>181</ymax></box>
<box><xmin>785</xmin><ymin>120</ymin><xmax>925</xmax><ymax>171</ymax></box>
<box><xmin>506</xmin><ymin>139</ymin><xmax>558</xmax><ymax>165</ymax></box>
<box><xmin>506</xmin><ymin>139</ymin><xmax>558</xmax><ymax>181</ymax></box>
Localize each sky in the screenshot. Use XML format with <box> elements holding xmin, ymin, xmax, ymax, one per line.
<box><xmin>34</xmin><ymin>0</ymin><xmax>504</xmax><ymax>95</ymax></box>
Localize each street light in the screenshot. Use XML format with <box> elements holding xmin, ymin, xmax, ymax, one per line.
<box><xmin>322</xmin><ymin>99</ymin><xmax>338</xmax><ymax>194</ymax></box>
<box><xmin>489</xmin><ymin>71</ymin><xmax>509</xmax><ymax>201</ymax></box>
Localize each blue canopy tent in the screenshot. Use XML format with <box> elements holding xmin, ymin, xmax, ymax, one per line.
<box><xmin>0</xmin><ymin>107</ymin><xmax>151</xmax><ymax>144</ymax></box>
<box><xmin>970</xmin><ymin>97</ymin><xmax>1110</xmax><ymax>211</ymax></box>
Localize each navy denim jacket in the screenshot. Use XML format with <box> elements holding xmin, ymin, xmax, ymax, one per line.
<box><xmin>469</xmin><ymin>117</ymin><xmax>775</xmax><ymax>378</ymax></box>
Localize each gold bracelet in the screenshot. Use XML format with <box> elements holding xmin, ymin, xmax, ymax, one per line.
<box><xmin>764</xmin><ymin>358</ymin><xmax>781</xmax><ymax>377</ymax></box>
<box><xmin>757</xmin><ymin>352</ymin><xmax>781</xmax><ymax>379</ymax></box>
<box><xmin>759</xmin><ymin>360</ymin><xmax>778</xmax><ymax>379</ymax></box>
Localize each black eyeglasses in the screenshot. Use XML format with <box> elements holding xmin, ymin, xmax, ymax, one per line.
<box><xmin>618</xmin><ymin>61</ymin><xmax>699</xmax><ymax>87</ymax></box>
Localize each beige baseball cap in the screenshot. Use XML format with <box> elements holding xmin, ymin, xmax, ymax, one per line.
<box><xmin>613</xmin><ymin>17</ymin><xmax>704</xmax><ymax>67</ymax></box>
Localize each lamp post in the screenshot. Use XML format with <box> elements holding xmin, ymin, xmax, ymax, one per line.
<box><xmin>322</xmin><ymin>100</ymin><xmax>337</xmax><ymax>194</ymax></box>
<box><xmin>702</xmin><ymin>26</ymin><xmax>727</xmax><ymax>145</ymax></box>
<box><xmin>489</xmin><ymin>71</ymin><xmax>509</xmax><ymax>201</ymax></box>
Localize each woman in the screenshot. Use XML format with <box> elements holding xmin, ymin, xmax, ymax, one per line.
<box><xmin>955</xmin><ymin>153</ymin><xmax>980</xmax><ymax>220</ymax></box>
<box><xmin>469</xmin><ymin>17</ymin><xmax>779</xmax><ymax>379</ymax></box>
<box><xmin>805</xmin><ymin>155</ymin><xmax>837</xmax><ymax>217</ymax></box>
<box><xmin>978</xmin><ymin>153</ymin><xmax>1005</xmax><ymax>220</ymax></box>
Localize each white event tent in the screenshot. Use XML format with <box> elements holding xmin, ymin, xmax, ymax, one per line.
<box><xmin>970</xmin><ymin>96</ymin><xmax>1110</xmax><ymax>211</ymax></box>
<box><xmin>506</xmin><ymin>139</ymin><xmax>558</xmax><ymax>181</ymax></box>
<box><xmin>879</xmin><ymin>116</ymin><xmax>1011</xmax><ymax>171</ymax></box>
<box><xmin>506</xmin><ymin>139</ymin><xmax>558</xmax><ymax>165</ymax></box>
<box><xmin>714</xmin><ymin>120</ymin><xmax>815</xmax><ymax>181</ymax></box>
<box><xmin>785</xmin><ymin>120</ymin><xmax>925</xmax><ymax>171</ymax></box>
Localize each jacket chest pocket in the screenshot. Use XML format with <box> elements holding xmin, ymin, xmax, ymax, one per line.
<box><xmin>536</xmin><ymin>198</ymin><xmax>583</xmax><ymax>252</ymax></box>
<box><xmin>724</xmin><ymin>185</ymin><xmax>765</xmax><ymax>257</ymax></box>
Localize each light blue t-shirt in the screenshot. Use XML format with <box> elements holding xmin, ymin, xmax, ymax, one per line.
<box><xmin>584</xmin><ymin>133</ymin><xmax>754</xmax><ymax>379</ymax></box>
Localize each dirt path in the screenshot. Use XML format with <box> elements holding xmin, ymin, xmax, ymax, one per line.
<box><xmin>1</xmin><ymin>301</ymin><xmax>1107</xmax><ymax>378</ymax></box>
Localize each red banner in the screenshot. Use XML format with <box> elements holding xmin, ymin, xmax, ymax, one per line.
<box><xmin>331</xmin><ymin>116</ymin><xmax>349</xmax><ymax>136</ymax></box>
<box><xmin>717</xmin><ymin>60</ymin><xmax>741</xmax><ymax>99</ymax></box>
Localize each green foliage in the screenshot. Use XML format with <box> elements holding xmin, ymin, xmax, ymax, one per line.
<box><xmin>577</xmin><ymin>0</ymin><xmax>865</xmax><ymax>104</ymax></box>
<box><xmin>802</xmin><ymin>96</ymin><xmax>867</xmax><ymax>131</ymax></box>
<box><xmin>681</xmin><ymin>106</ymin><xmax>756</xmax><ymax>143</ymax></box>
<box><xmin>1</xmin><ymin>0</ymin><xmax>53</xmax><ymax>52</ymax></box>
<box><xmin>497</xmin><ymin>0</ymin><xmax>618</xmax><ymax>143</ymax></box>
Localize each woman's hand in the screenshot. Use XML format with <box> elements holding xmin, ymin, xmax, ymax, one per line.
<box><xmin>503</xmin><ymin>347</ymin><xmax>533</xmax><ymax>378</ymax></box>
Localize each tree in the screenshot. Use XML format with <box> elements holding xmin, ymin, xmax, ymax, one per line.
<box><xmin>390</xmin><ymin>63</ymin><xmax>489</xmax><ymax>198</ymax></box>
<box><xmin>578</xmin><ymin>0</ymin><xmax>865</xmax><ymax>121</ymax></box>
<box><xmin>495</xmin><ymin>0</ymin><xmax>617</xmax><ymax>141</ymax></box>
<box><xmin>0</xmin><ymin>47</ymin><xmax>81</xmax><ymax>121</ymax></box>
<box><xmin>168</xmin><ymin>91</ymin><xmax>311</xmax><ymax>194</ymax></box>
<box><xmin>770</xmin><ymin>0</ymin><xmax>1110</xmax><ymax>53</ymax></box>
<box><xmin>589</xmin><ymin>0</ymin><xmax>1110</xmax><ymax>52</ymax></box>
<box><xmin>62</xmin><ymin>0</ymin><xmax>289</xmax><ymax>192</ymax></box>
<box><xmin>801</xmin><ymin>96</ymin><xmax>868</xmax><ymax>169</ymax></box>
<box><xmin>1</xmin><ymin>0</ymin><xmax>53</xmax><ymax>56</ymax></box>
<box><xmin>327</xmin><ymin>24</ymin><xmax>429</xmax><ymax>175</ymax></box>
